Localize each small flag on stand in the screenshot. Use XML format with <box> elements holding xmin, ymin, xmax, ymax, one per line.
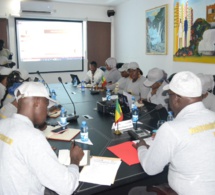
<box><xmin>114</xmin><ymin>99</ymin><xmax>123</xmax><ymax>135</ymax></box>
<box><xmin>101</xmin><ymin>76</ymin><xmax>107</xmax><ymax>87</ymax></box>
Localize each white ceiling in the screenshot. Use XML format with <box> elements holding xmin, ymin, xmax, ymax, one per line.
<box><xmin>45</xmin><ymin>0</ymin><xmax>128</xmax><ymax>6</ymax></box>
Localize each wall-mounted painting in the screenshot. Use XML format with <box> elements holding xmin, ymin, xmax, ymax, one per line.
<box><xmin>146</xmin><ymin>4</ymin><xmax>168</xmax><ymax>55</ymax></box>
<box><xmin>174</xmin><ymin>0</ymin><xmax>215</xmax><ymax>64</ymax></box>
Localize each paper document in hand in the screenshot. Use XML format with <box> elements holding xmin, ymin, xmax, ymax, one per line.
<box><xmin>79</xmin><ymin>156</ymin><xmax>121</xmax><ymax>186</ymax></box>
<box><xmin>58</xmin><ymin>150</ymin><xmax>90</xmax><ymax>166</ymax></box>
<box><xmin>132</xmin><ymin>136</ymin><xmax>154</xmax><ymax>146</ymax></box>
<box><xmin>112</xmin><ymin>119</ymin><xmax>133</xmax><ymax>132</ymax></box>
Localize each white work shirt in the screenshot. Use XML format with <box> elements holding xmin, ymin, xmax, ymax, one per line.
<box><xmin>107</xmin><ymin>77</ymin><xmax>128</xmax><ymax>93</ymax></box>
<box><xmin>0</xmin><ymin>83</ymin><xmax>6</xmax><ymax>102</ymax></box>
<box><xmin>0</xmin><ymin>102</ymin><xmax>17</xmax><ymax>119</ymax></box>
<box><xmin>146</xmin><ymin>81</ymin><xmax>169</xmax><ymax>109</ymax></box>
<box><xmin>0</xmin><ymin>114</ymin><xmax>79</xmax><ymax>195</ymax></box>
<box><xmin>138</xmin><ymin>102</ymin><xmax>215</xmax><ymax>195</ymax></box>
<box><xmin>2</xmin><ymin>93</ymin><xmax>15</xmax><ymax>106</ymax></box>
<box><xmin>203</xmin><ymin>92</ymin><xmax>215</xmax><ymax>112</ymax></box>
<box><xmin>85</xmin><ymin>68</ymin><xmax>104</xmax><ymax>84</ymax></box>
<box><xmin>124</xmin><ymin>76</ymin><xmax>150</xmax><ymax>100</ymax></box>
<box><xmin>104</xmin><ymin>68</ymin><xmax>121</xmax><ymax>84</ymax></box>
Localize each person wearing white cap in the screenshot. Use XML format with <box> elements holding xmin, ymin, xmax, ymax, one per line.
<box><xmin>0</xmin><ymin>67</ymin><xmax>12</xmax><ymax>106</ymax></box>
<box><xmin>134</xmin><ymin>71</ymin><xmax>215</xmax><ymax>195</ymax></box>
<box><xmin>124</xmin><ymin>62</ymin><xmax>150</xmax><ymax>100</ymax></box>
<box><xmin>107</xmin><ymin>63</ymin><xmax>129</xmax><ymax>93</ymax></box>
<box><xmin>143</xmin><ymin>68</ymin><xmax>169</xmax><ymax>109</ymax></box>
<box><xmin>197</xmin><ymin>73</ymin><xmax>215</xmax><ymax>112</ymax></box>
<box><xmin>0</xmin><ymin>82</ymin><xmax>84</xmax><ymax>195</ymax></box>
<box><xmin>84</xmin><ymin>61</ymin><xmax>104</xmax><ymax>85</ymax></box>
<box><xmin>104</xmin><ymin>57</ymin><xmax>121</xmax><ymax>85</ymax></box>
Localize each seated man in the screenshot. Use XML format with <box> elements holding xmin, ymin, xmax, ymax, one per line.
<box><xmin>143</xmin><ymin>68</ymin><xmax>169</xmax><ymax>109</ymax></box>
<box><xmin>0</xmin><ymin>67</ymin><xmax>12</xmax><ymax>107</ymax></box>
<box><xmin>84</xmin><ymin>61</ymin><xmax>104</xmax><ymax>85</ymax></box>
<box><xmin>107</xmin><ymin>63</ymin><xmax>129</xmax><ymax>94</ymax></box>
<box><xmin>0</xmin><ymin>82</ymin><xmax>84</xmax><ymax>194</ymax></box>
<box><xmin>0</xmin><ymin>69</ymin><xmax>31</xmax><ymax>119</ymax></box>
<box><xmin>124</xmin><ymin>62</ymin><xmax>149</xmax><ymax>100</ymax></box>
<box><xmin>134</xmin><ymin>71</ymin><xmax>215</xmax><ymax>194</ymax></box>
<box><xmin>0</xmin><ymin>40</ymin><xmax>12</xmax><ymax>60</ymax></box>
<box><xmin>197</xmin><ymin>73</ymin><xmax>215</xmax><ymax>112</ymax></box>
<box><xmin>104</xmin><ymin>57</ymin><xmax>121</xmax><ymax>85</ymax></box>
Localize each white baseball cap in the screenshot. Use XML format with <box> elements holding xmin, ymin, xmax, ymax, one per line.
<box><xmin>0</xmin><ymin>67</ymin><xmax>12</xmax><ymax>75</ymax></box>
<box><xmin>128</xmin><ymin>62</ymin><xmax>139</xmax><ymax>70</ymax></box>
<box><xmin>163</xmin><ymin>71</ymin><xmax>202</xmax><ymax>97</ymax></box>
<box><xmin>118</xmin><ymin>63</ymin><xmax>129</xmax><ymax>72</ymax></box>
<box><xmin>144</xmin><ymin>68</ymin><xmax>164</xmax><ymax>87</ymax></box>
<box><xmin>14</xmin><ymin>82</ymin><xmax>56</xmax><ymax>107</ymax></box>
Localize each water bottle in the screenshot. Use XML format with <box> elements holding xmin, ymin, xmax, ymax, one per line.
<box><xmin>106</xmin><ymin>89</ymin><xmax>111</xmax><ymax>101</ymax></box>
<box><xmin>132</xmin><ymin>105</ymin><xmax>139</xmax><ymax>130</ymax></box>
<box><xmin>131</xmin><ymin>96</ymin><xmax>135</xmax><ymax>111</ymax></box>
<box><xmin>51</xmin><ymin>89</ymin><xmax>56</xmax><ymax>100</ymax></box>
<box><xmin>60</xmin><ymin>107</ymin><xmax>67</xmax><ymax>128</ymax></box>
<box><xmin>80</xmin><ymin>121</ymin><xmax>89</xmax><ymax>142</ymax></box>
<box><xmin>81</xmin><ymin>81</ymin><xmax>85</xmax><ymax>92</ymax></box>
<box><xmin>167</xmin><ymin>111</ymin><xmax>174</xmax><ymax>121</ymax></box>
<box><xmin>132</xmin><ymin>105</ymin><xmax>139</xmax><ymax>123</ymax></box>
<box><xmin>73</xmin><ymin>77</ymin><xmax>78</xmax><ymax>87</ymax></box>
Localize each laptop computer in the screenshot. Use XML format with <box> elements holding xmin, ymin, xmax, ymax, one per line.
<box><xmin>70</xmin><ymin>74</ymin><xmax>81</xmax><ymax>85</ymax></box>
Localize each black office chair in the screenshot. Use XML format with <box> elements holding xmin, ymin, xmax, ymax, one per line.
<box><xmin>167</xmin><ymin>73</ymin><xmax>176</xmax><ymax>83</ymax></box>
<box><xmin>213</xmin><ymin>75</ymin><xmax>215</xmax><ymax>95</ymax></box>
<box><xmin>146</xmin><ymin>183</ymin><xmax>178</xmax><ymax>195</ymax></box>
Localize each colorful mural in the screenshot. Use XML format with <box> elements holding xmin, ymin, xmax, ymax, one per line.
<box><xmin>174</xmin><ymin>0</ymin><xmax>215</xmax><ymax>63</ymax></box>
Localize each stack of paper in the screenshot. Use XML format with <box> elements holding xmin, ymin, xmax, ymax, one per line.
<box><xmin>79</xmin><ymin>156</ymin><xmax>121</xmax><ymax>186</ymax></box>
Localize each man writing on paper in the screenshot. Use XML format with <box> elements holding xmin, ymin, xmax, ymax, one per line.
<box><xmin>0</xmin><ymin>82</ymin><xmax>84</xmax><ymax>195</ymax></box>
<box><xmin>134</xmin><ymin>71</ymin><xmax>215</xmax><ymax>194</ymax></box>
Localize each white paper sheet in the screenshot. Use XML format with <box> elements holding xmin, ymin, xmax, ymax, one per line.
<box><xmin>79</xmin><ymin>156</ymin><xmax>121</xmax><ymax>186</ymax></box>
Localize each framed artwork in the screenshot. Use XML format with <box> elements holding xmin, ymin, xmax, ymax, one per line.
<box><xmin>146</xmin><ymin>4</ymin><xmax>168</xmax><ymax>55</ymax></box>
<box><xmin>173</xmin><ymin>0</ymin><xmax>215</xmax><ymax>64</ymax></box>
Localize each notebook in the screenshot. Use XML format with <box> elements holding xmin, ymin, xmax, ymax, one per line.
<box><xmin>70</xmin><ymin>74</ymin><xmax>81</xmax><ymax>85</ymax></box>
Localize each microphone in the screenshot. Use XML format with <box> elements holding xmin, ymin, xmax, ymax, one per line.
<box><xmin>139</xmin><ymin>104</ymin><xmax>163</xmax><ymax>120</ymax></box>
<box><xmin>36</xmin><ymin>71</ymin><xmax>52</xmax><ymax>96</ymax></box>
<box><xmin>58</xmin><ymin>77</ymin><xmax>79</xmax><ymax>122</ymax></box>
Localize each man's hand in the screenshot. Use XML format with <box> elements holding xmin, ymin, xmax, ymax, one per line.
<box><xmin>132</xmin><ymin>139</ymin><xmax>149</xmax><ymax>149</ymax></box>
<box><xmin>70</xmin><ymin>142</ymin><xmax>84</xmax><ymax>166</ymax></box>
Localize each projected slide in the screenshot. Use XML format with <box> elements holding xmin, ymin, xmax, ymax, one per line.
<box><xmin>15</xmin><ymin>18</ymin><xmax>84</xmax><ymax>73</ymax></box>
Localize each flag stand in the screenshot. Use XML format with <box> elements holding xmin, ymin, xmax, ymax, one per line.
<box><xmin>114</xmin><ymin>122</ymin><xmax>122</xmax><ymax>135</ymax></box>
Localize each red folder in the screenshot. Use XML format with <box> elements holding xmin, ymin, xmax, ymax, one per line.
<box><xmin>107</xmin><ymin>141</ymin><xmax>139</xmax><ymax>166</ymax></box>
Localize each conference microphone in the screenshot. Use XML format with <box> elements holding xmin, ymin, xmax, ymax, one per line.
<box><xmin>58</xmin><ymin>77</ymin><xmax>79</xmax><ymax>122</ymax></box>
<box><xmin>139</xmin><ymin>104</ymin><xmax>163</xmax><ymax>120</ymax></box>
<box><xmin>36</xmin><ymin>71</ymin><xmax>52</xmax><ymax>96</ymax></box>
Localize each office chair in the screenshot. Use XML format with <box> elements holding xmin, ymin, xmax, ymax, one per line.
<box><xmin>146</xmin><ymin>183</ymin><xmax>178</xmax><ymax>195</ymax></box>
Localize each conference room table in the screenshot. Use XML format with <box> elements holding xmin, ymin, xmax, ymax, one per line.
<box><xmin>47</xmin><ymin>83</ymin><xmax>168</xmax><ymax>195</ymax></box>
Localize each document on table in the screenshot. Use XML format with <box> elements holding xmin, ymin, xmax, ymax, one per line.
<box><xmin>111</xmin><ymin>119</ymin><xmax>133</xmax><ymax>132</ymax></box>
<box><xmin>79</xmin><ymin>156</ymin><xmax>121</xmax><ymax>186</ymax></box>
<box><xmin>58</xmin><ymin>149</ymin><xmax>90</xmax><ymax>166</ymax></box>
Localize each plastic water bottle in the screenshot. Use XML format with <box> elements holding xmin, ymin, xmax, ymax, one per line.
<box><xmin>60</xmin><ymin>107</ymin><xmax>67</xmax><ymax>129</ymax></box>
<box><xmin>131</xmin><ymin>96</ymin><xmax>135</xmax><ymax>111</ymax></box>
<box><xmin>80</xmin><ymin>121</ymin><xmax>89</xmax><ymax>142</ymax></box>
<box><xmin>167</xmin><ymin>111</ymin><xmax>174</xmax><ymax>121</ymax></box>
<box><xmin>132</xmin><ymin>105</ymin><xmax>139</xmax><ymax>123</ymax></box>
<box><xmin>81</xmin><ymin>81</ymin><xmax>85</xmax><ymax>92</ymax></box>
<box><xmin>106</xmin><ymin>89</ymin><xmax>111</xmax><ymax>101</ymax></box>
<box><xmin>73</xmin><ymin>77</ymin><xmax>78</xmax><ymax>87</ymax></box>
<box><xmin>51</xmin><ymin>89</ymin><xmax>56</xmax><ymax>100</ymax></box>
<box><xmin>132</xmin><ymin>105</ymin><xmax>139</xmax><ymax>130</ymax></box>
